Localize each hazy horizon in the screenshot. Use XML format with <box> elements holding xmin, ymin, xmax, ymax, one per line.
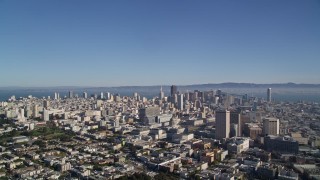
<box><xmin>1</xmin><ymin>82</ymin><xmax>320</xmax><ymax>88</ymax></box>
<box><xmin>1</xmin><ymin>85</ymin><xmax>320</xmax><ymax>103</ymax></box>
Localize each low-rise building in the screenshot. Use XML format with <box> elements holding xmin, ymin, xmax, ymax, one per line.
<box><xmin>264</xmin><ymin>135</ymin><xmax>299</xmax><ymax>154</ymax></box>
<box><xmin>227</xmin><ymin>137</ymin><xmax>250</xmax><ymax>154</ymax></box>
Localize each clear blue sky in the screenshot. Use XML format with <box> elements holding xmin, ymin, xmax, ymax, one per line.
<box><xmin>0</xmin><ymin>0</ymin><xmax>320</xmax><ymax>87</ymax></box>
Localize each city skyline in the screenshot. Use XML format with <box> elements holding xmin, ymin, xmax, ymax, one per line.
<box><xmin>1</xmin><ymin>0</ymin><xmax>320</xmax><ymax>86</ymax></box>
<box><xmin>1</xmin><ymin>1</ymin><xmax>320</xmax><ymax>178</ymax></box>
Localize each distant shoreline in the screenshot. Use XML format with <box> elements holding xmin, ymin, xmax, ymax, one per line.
<box><xmin>1</xmin><ymin>85</ymin><xmax>320</xmax><ymax>103</ymax></box>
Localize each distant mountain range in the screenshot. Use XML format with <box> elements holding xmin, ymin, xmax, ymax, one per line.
<box><xmin>1</xmin><ymin>82</ymin><xmax>320</xmax><ymax>90</ymax></box>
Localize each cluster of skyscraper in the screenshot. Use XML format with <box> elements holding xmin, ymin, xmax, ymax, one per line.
<box><xmin>215</xmin><ymin>110</ymin><xmax>279</xmax><ymax>139</ymax></box>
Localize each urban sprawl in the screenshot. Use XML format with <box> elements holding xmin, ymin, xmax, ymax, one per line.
<box><xmin>0</xmin><ymin>86</ymin><xmax>320</xmax><ymax>180</ymax></box>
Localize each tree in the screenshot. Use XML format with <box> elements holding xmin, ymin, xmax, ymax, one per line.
<box><xmin>93</xmin><ymin>165</ymin><xmax>102</xmax><ymax>171</ymax></box>
<box><xmin>154</xmin><ymin>172</ymin><xmax>178</xmax><ymax>180</ymax></box>
<box><xmin>33</xmin><ymin>140</ymin><xmax>46</xmax><ymax>148</ymax></box>
<box><xmin>116</xmin><ymin>173</ymin><xmax>151</xmax><ymax>180</ymax></box>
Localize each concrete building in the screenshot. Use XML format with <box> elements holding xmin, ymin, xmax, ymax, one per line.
<box><xmin>43</xmin><ymin>100</ymin><xmax>50</xmax><ymax>109</ymax></box>
<box><xmin>230</xmin><ymin>111</ymin><xmax>241</xmax><ymax>137</ymax></box>
<box><xmin>230</xmin><ymin>124</ymin><xmax>238</xmax><ymax>137</ymax></box>
<box><xmin>12</xmin><ymin>136</ymin><xmax>29</xmax><ymax>144</ymax></box>
<box><xmin>18</xmin><ymin>108</ymin><xmax>25</xmax><ymax>122</ymax></box>
<box><xmin>178</xmin><ymin>94</ymin><xmax>184</xmax><ymax>110</ymax></box>
<box><xmin>159</xmin><ymin>86</ymin><xmax>164</xmax><ymax>100</ymax></box>
<box><xmin>54</xmin><ymin>92</ymin><xmax>58</xmax><ymax>100</ymax></box>
<box><xmin>83</xmin><ymin>92</ymin><xmax>88</xmax><ymax>99</ymax></box>
<box><xmin>106</xmin><ymin>92</ymin><xmax>111</xmax><ymax>100</ymax></box>
<box><xmin>170</xmin><ymin>85</ymin><xmax>177</xmax><ymax>97</ymax></box>
<box><xmin>263</xmin><ymin>118</ymin><xmax>279</xmax><ymax>136</ymax></box>
<box><xmin>33</xmin><ymin>105</ymin><xmax>39</xmax><ymax>118</ymax></box>
<box><xmin>264</xmin><ymin>135</ymin><xmax>299</xmax><ymax>154</ymax></box>
<box><xmin>43</xmin><ymin>109</ymin><xmax>50</xmax><ymax>121</ymax></box>
<box><xmin>69</xmin><ymin>91</ymin><xmax>73</xmax><ymax>99</ymax></box>
<box><xmin>227</xmin><ymin>137</ymin><xmax>250</xmax><ymax>154</ymax></box>
<box><xmin>139</xmin><ymin>106</ymin><xmax>160</xmax><ymax>125</ymax></box>
<box><xmin>244</xmin><ymin>123</ymin><xmax>262</xmax><ymax>140</ymax></box>
<box><xmin>256</xmin><ymin>165</ymin><xmax>277</xmax><ymax>180</ymax></box>
<box><xmin>278</xmin><ymin>170</ymin><xmax>299</xmax><ymax>180</ymax></box>
<box><xmin>157</xmin><ymin>114</ymin><xmax>172</xmax><ymax>124</ymax></box>
<box><xmin>215</xmin><ymin>110</ymin><xmax>230</xmax><ymax>140</ymax></box>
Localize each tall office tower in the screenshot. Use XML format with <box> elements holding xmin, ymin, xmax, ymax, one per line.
<box><xmin>243</xmin><ymin>94</ymin><xmax>248</xmax><ymax>101</ymax></box>
<box><xmin>25</xmin><ymin>105</ymin><xmax>32</xmax><ymax>118</ymax></box>
<box><xmin>230</xmin><ymin>124</ymin><xmax>238</xmax><ymax>138</ymax></box>
<box><xmin>106</xmin><ymin>92</ymin><xmax>111</xmax><ymax>100</ymax></box>
<box><xmin>217</xmin><ymin>89</ymin><xmax>222</xmax><ymax>96</ymax></box>
<box><xmin>83</xmin><ymin>92</ymin><xmax>88</xmax><ymax>99</ymax></box>
<box><xmin>178</xmin><ymin>94</ymin><xmax>184</xmax><ymax>110</ymax></box>
<box><xmin>114</xmin><ymin>94</ymin><xmax>121</xmax><ymax>102</ymax></box>
<box><xmin>57</xmin><ymin>93</ymin><xmax>60</xmax><ymax>99</ymax></box>
<box><xmin>199</xmin><ymin>91</ymin><xmax>205</xmax><ymax>102</ymax></box>
<box><xmin>43</xmin><ymin>109</ymin><xmax>49</xmax><ymax>121</ymax></box>
<box><xmin>54</xmin><ymin>92</ymin><xmax>58</xmax><ymax>100</ymax></box>
<box><xmin>43</xmin><ymin>100</ymin><xmax>50</xmax><ymax>109</ymax></box>
<box><xmin>100</xmin><ymin>92</ymin><xmax>104</xmax><ymax>99</ymax></box>
<box><xmin>139</xmin><ymin>106</ymin><xmax>161</xmax><ymax>125</ymax></box>
<box><xmin>214</xmin><ymin>96</ymin><xmax>220</xmax><ymax>104</ymax></box>
<box><xmin>215</xmin><ymin>110</ymin><xmax>230</xmax><ymax>140</ymax></box>
<box><xmin>93</xmin><ymin>94</ymin><xmax>98</xmax><ymax>99</ymax></box>
<box><xmin>33</xmin><ymin>105</ymin><xmax>39</xmax><ymax>118</ymax></box>
<box><xmin>173</xmin><ymin>94</ymin><xmax>178</xmax><ymax>104</ymax></box>
<box><xmin>159</xmin><ymin>86</ymin><xmax>164</xmax><ymax>99</ymax></box>
<box><xmin>69</xmin><ymin>91</ymin><xmax>73</xmax><ymax>99</ymax></box>
<box><xmin>193</xmin><ymin>91</ymin><xmax>199</xmax><ymax>101</ymax></box>
<box><xmin>267</xmin><ymin>88</ymin><xmax>272</xmax><ymax>102</ymax></box>
<box><xmin>18</xmin><ymin>108</ymin><xmax>25</xmax><ymax>122</ymax></box>
<box><xmin>133</xmin><ymin>92</ymin><xmax>138</xmax><ymax>100</ymax></box>
<box><xmin>227</xmin><ymin>95</ymin><xmax>235</xmax><ymax>105</ymax></box>
<box><xmin>263</xmin><ymin>118</ymin><xmax>279</xmax><ymax>136</ymax></box>
<box><xmin>185</xmin><ymin>91</ymin><xmax>190</xmax><ymax>101</ymax></box>
<box><xmin>230</xmin><ymin>111</ymin><xmax>241</xmax><ymax>137</ymax></box>
<box><xmin>194</xmin><ymin>100</ymin><xmax>202</xmax><ymax>109</ymax></box>
<box><xmin>171</xmin><ymin>85</ymin><xmax>177</xmax><ymax>97</ymax></box>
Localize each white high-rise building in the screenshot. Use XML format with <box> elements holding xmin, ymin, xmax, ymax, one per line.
<box><xmin>159</xmin><ymin>86</ymin><xmax>164</xmax><ymax>100</ymax></box>
<box><xmin>178</xmin><ymin>94</ymin><xmax>184</xmax><ymax>110</ymax></box>
<box><xmin>185</xmin><ymin>91</ymin><xmax>190</xmax><ymax>101</ymax></box>
<box><xmin>43</xmin><ymin>109</ymin><xmax>50</xmax><ymax>121</ymax></box>
<box><xmin>69</xmin><ymin>91</ymin><xmax>73</xmax><ymax>99</ymax></box>
<box><xmin>267</xmin><ymin>88</ymin><xmax>272</xmax><ymax>102</ymax></box>
<box><xmin>83</xmin><ymin>92</ymin><xmax>88</xmax><ymax>99</ymax></box>
<box><xmin>18</xmin><ymin>108</ymin><xmax>25</xmax><ymax>122</ymax></box>
<box><xmin>133</xmin><ymin>92</ymin><xmax>138</xmax><ymax>100</ymax></box>
<box><xmin>263</xmin><ymin>118</ymin><xmax>279</xmax><ymax>136</ymax></box>
<box><xmin>213</xmin><ymin>96</ymin><xmax>219</xmax><ymax>105</ymax></box>
<box><xmin>215</xmin><ymin>110</ymin><xmax>230</xmax><ymax>140</ymax></box>
<box><xmin>106</xmin><ymin>92</ymin><xmax>111</xmax><ymax>100</ymax></box>
<box><xmin>54</xmin><ymin>92</ymin><xmax>58</xmax><ymax>100</ymax></box>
